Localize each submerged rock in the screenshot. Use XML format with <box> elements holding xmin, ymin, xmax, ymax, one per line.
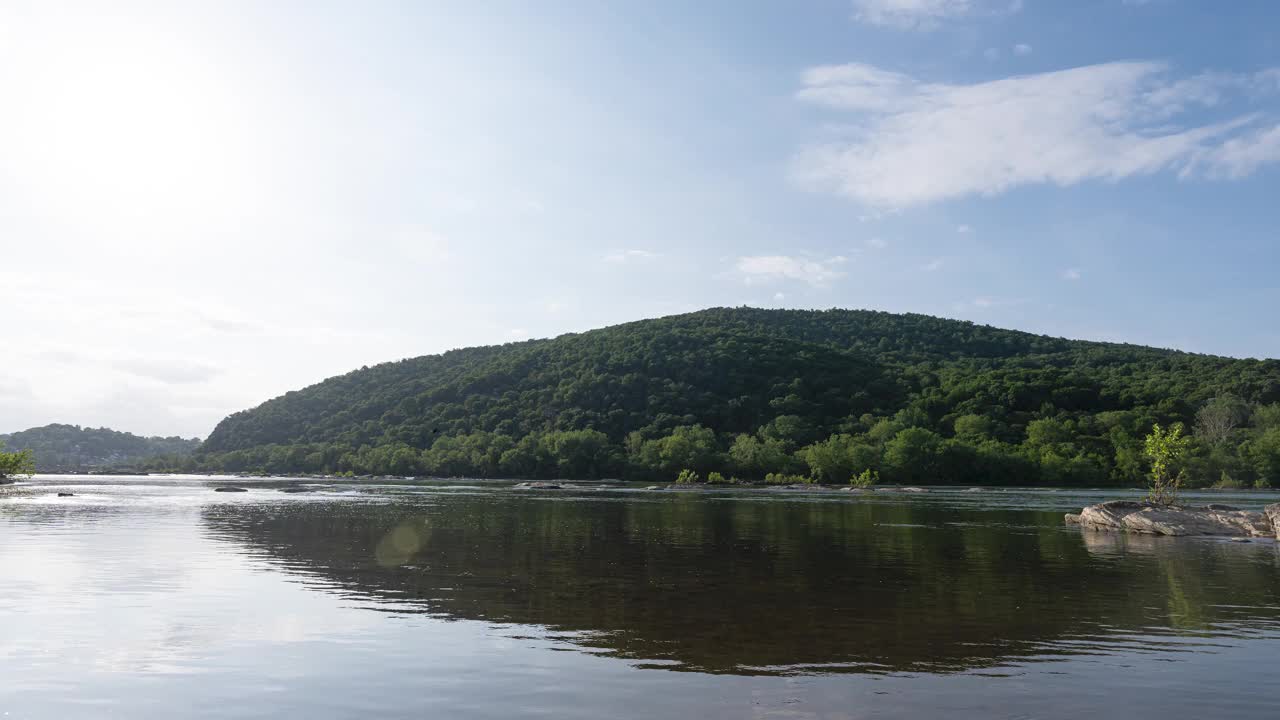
<box><xmin>1070</xmin><ymin>499</ymin><xmax>1273</xmax><ymax>537</ymax></box>
<box><xmin>513</xmin><ymin>482</ymin><xmax>563</xmax><ymax>490</ymax></box>
<box><xmin>214</xmin><ymin>486</ymin><xmax>249</xmax><ymax>493</ymax></box>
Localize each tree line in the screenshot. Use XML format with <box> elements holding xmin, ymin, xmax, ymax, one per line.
<box><xmin>156</xmin><ymin>399</ymin><xmax>1280</xmax><ymax>488</ymax></box>
<box><xmin>156</xmin><ymin>308</ymin><xmax>1280</xmax><ymax>486</ymax></box>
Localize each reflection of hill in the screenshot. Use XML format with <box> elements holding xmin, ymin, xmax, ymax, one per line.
<box><xmin>202</xmin><ymin>494</ymin><xmax>1280</xmax><ymax>675</ymax></box>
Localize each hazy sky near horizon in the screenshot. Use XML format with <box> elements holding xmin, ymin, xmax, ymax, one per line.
<box><xmin>3</xmin><ymin>0</ymin><xmax>1280</xmax><ymax>438</ymax></box>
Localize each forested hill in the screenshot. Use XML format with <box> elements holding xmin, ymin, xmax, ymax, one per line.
<box><xmin>195</xmin><ymin>307</ymin><xmax>1280</xmax><ymax>487</ymax></box>
<box><xmin>0</xmin><ymin>424</ymin><xmax>201</xmax><ymax>472</ymax></box>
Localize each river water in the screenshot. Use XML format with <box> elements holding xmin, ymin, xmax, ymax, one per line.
<box><xmin>3</xmin><ymin>475</ymin><xmax>1280</xmax><ymax>718</ymax></box>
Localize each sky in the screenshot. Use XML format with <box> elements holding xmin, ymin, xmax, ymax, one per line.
<box><xmin>2</xmin><ymin>0</ymin><xmax>1279</xmax><ymax>439</ymax></box>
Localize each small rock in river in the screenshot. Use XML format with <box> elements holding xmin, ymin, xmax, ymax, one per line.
<box><xmin>214</xmin><ymin>487</ymin><xmax>249</xmax><ymax>493</ymax></box>
<box><xmin>57</xmin><ymin>492</ymin><xmax>75</xmax><ymax>497</ymax></box>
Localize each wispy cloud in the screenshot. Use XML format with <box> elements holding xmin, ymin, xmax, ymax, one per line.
<box><xmin>1013</xmin><ymin>43</ymin><xmax>1032</xmax><ymax>56</ymax></box>
<box><xmin>866</xmin><ymin>237</ymin><xmax>888</xmax><ymax>249</ymax></box>
<box><xmin>922</xmin><ymin>258</ymin><xmax>945</xmax><ymax>271</ymax></box>
<box><xmin>850</xmin><ymin>0</ymin><xmax>1016</xmax><ymax>30</ymax></box>
<box><xmin>952</xmin><ymin>295</ymin><xmax>1016</xmax><ymax>312</ymax></box>
<box><xmin>736</xmin><ymin>255</ymin><xmax>848</xmax><ymax>287</ymax></box>
<box><xmin>956</xmin><ymin>224</ymin><xmax>973</xmax><ymax>234</ymax></box>
<box><xmin>793</xmin><ymin>61</ymin><xmax>1280</xmax><ymax>208</ymax></box>
<box><xmin>1062</xmin><ymin>268</ymin><xmax>1082</xmax><ymax>280</ymax></box>
<box><xmin>114</xmin><ymin>357</ymin><xmax>222</xmax><ymax>385</ymax></box>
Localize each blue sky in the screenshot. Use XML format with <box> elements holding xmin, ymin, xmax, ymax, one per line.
<box><xmin>1</xmin><ymin>0</ymin><xmax>1279</xmax><ymax>437</ymax></box>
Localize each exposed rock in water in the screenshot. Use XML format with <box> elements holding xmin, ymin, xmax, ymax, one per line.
<box><xmin>1267</xmin><ymin>503</ymin><xmax>1280</xmax><ymax>534</ymax></box>
<box><xmin>279</xmin><ymin>487</ymin><xmax>315</xmax><ymax>494</ymax></box>
<box><xmin>1064</xmin><ymin>513</ymin><xmax>1082</xmax><ymax>525</ymax></box>
<box><xmin>57</xmin><ymin>492</ymin><xmax>75</xmax><ymax>497</ymax></box>
<box><xmin>513</xmin><ymin>482</ymin><xmax>563</xmax><ymax>490</ymax></box>
<box><xmin>876</xmin><ymin>486</ymin><xmax>929</xmax><ymax>493</ymax></box>
<box><xmin>964</xmin><ymin>487</ymin><xmax>984</xmax><ymax>493</ymax></box>
<box><xmin>1069</xmin><ymin>499</ymin><xmax>1274</xmax><ymax>537</ymax></box>
<box><xmin>214</xmin><ymin>486</ymin><xmax>249</xmax><ymax>493</ymax></box>
<box><xmin>644</xmin><ymin>485</ymin><xmax>662</xmax><ymax>490</ymax></box>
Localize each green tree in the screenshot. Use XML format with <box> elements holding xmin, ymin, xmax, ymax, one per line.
<box><xmin>1194</xmin><ymin>394</ymin><xmax>1249</xmax><ymax>445</ymax></box>
<box><xmin>727</xmin><ymin>434</ymin><xmax>792</xmax><ymax>478</ymax></box>
<box><xmin>883</xmin><ymin>428</ymin><xmax>943</xmax><ymax>484</ymax></box>
<box><xmin>1144</xmin><ymin>423</ymin><xmax>1191</xmax><ymax>506</ymax></box>
<box><xmin>638</xmin><ymin>425</ymin><xmax>721</xmax><ymax>476</ymax></box>
<box><xmin>798</xmin><ymin>434</ymin><xmax>879</xmax><ymax>483</ymax></box>
<box><xmin>1247</xmin><ymin>427</ymin><xmax>1280</xmax><ymax>487</ymax></box>
<box><xmin>952</xmin><ymin>414</ymin><xmax>994</xmax><ymax>443</ymax></box>
<box><xmin>0</xmin><ymin>442</ymin><xmax>36</xmax><ymax>481</ymax></box>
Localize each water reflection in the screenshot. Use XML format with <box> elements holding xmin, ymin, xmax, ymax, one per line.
<box><xmin>202</xmin><ymin>493</ymin><xmax>1280</xmax><ymax>675</ymax></box>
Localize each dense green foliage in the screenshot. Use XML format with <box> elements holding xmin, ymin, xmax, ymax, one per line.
<box><xmin>0</xmin><ymin>424</ymin><xmax>200</xmax><ymax>472</ymax></box>
<box><xmin>0</xmin><ymin>441</ymin><xmax>35</xmax><ymax>481</ymax></box>
<box><xmin>191</xmin><ymin>307</ymin><xmax>1280</xmax><ymax>486</ymax></box>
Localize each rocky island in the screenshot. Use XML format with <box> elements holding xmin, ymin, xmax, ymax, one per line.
<box><xmin>1067</xmin><ymin>500</ymin><xmax>1280</xmax><ymax>538</ymax></box>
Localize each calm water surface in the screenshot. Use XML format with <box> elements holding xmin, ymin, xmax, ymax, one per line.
<box><xmin>3</xmin><ymin>475</ymin><xmax>1280</xmax><ymax>718</ymax></box>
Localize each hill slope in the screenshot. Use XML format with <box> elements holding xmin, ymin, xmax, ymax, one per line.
<box><xmin>1</xmin><ymin>424</ymin><xmax>201</xmax><ymax>472</ymax></box>
<box><xmin>196</xmin><ymin>307</ymin><xmax>1280</xmax><ymax>486</ymax></box>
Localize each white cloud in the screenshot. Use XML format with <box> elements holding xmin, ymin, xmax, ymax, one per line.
<box><xmin>793</xmin><ymin>61</ymin><xmax>1280</xmax><ymax>208</ymax></box>
<box><xmin>773</xmin><ymin>292</ymin><xmax>787</xmax><ymax>302</ymax></box>
<box><xmin>1062</xmin><ymin>268</ymin><xmax>1082</xmax><ymax>280</ymax></box>
<box><xmin>736</xmin><ymin>255</ymin><xmax>848</xmax><ymax>287</ymax></box>
<box><xmin>603</xmin><ymin>249</ymin><xmax>659</xmax><ymax>263</ymax></box>
<box><xmin>851</xmin><ymin>0</ymin><xmax>1021</xmax><ymax>30</ymax></box>
<box><xmin>922</xmin><ymin>258</ymin><xmax>945</xmax><ymax>271</ymax></box>
<box><xmin>956</xmin><ymin>224</ymin><xmax>973</xmax><ymax>234</ymax></box>
<box><xmin>1013</xmin><ymin>43</ymin><xmax>1032</xmax><ymax>56</ymax></box>
<box><xmin>850</xmin><ymin>0</ymin><xmax>1022</xmax><ymax>30</ymax></box>
<box><xmin>114</xmin><ymin>356</ymin><xmax>223</xmax><ymax>385</ymax></box>
<box><xmin>866</xmin><ymin>237</ymin><xmax>888</xmax><ymax>249</ymax></box>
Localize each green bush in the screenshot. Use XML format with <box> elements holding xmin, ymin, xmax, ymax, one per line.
<box><xmin>850</xmin><ymin>469</ymin><xmax>879</xmax><ymax>488</ymax></box>
<box><xmin>1210</xmin><ymin>471</ymin><xmax>1244</xmax><ymax>490</ymax></box>
<box><xmin>675</xmin><ymin>468</ymin><xmax>702</xmax><ymax>484</ymax></box>
<box><xmin>764</xmin><ymin>472</ymin><xmax>811</xmax><ymax>485</ymax></box>
<box><xmin>706</xmin><ymin>471</ymin><xmax>732</xmax><ymax>484</ymax></box>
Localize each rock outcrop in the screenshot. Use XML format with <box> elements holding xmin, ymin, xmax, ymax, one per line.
<box><xmin>1267</xmin><ymin>503</ymin><xmax>1280</xmax><ymax>534</ymax></box>
<box><xmin>1069</xmin><ymin>499</ymin><xmax>1275</xmax><ymax>538</ymax></box>
<box><xmin>513</xmin><ymin>482</ymin><xmax>563</xmax><ymax>490</ymax></box>
<box><xmin>214</xmin><ymin>486</ymin><xmax>249</xmax><ymax>493</ymax></box>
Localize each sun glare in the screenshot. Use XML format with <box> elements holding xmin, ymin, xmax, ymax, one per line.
<box><xmin>12</xmin><ymin>20</ymin><xmax>256</xmax><ymax>226</ymax></box>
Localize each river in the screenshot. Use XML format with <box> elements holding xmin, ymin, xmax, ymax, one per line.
<box><xmin>3</xmin><ymin>475</ymin><xmax>1280</xmax><ymax>718</ymax></box>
